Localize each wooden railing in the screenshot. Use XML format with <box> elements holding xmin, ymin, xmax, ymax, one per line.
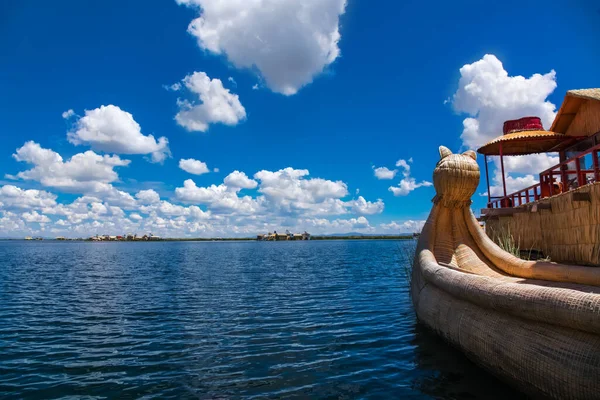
<box><xmin>488</xmin><ymin>183</ymin><xmax>542</xmax><ymax>208</ymax></box>
<box><xmin>488</xmin><ymin>142</ymin><xmax>600</xmax><ymax>208</ymax></box>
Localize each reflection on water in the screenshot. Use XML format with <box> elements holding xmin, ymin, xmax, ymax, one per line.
<box><xmin>411</xmin><ymin>324</ymin><xmax>526</xmax><ymax>400</ymax></box>
<box><xmin>0</xmin><ymin>240</ymin><xmax>523</xmax><ymax>399</ymax></box>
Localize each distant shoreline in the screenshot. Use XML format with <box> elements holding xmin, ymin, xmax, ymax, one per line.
<box><xmin>310</xmin><ymin>235</ymin><xmax>414</xmax><ymax>240</ymax></box>
<box><xmin>2</xmin><ymin>235</ymin><xmax>415</xmax><ymax>242</ymax></box>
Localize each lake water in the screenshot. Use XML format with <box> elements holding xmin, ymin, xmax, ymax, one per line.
<box><xmin>0</xmin><ymin>240</ymin><xmax>524</xmax><ymax>399</ymax></box>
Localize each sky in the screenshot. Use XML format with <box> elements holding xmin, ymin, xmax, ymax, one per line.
<box><xmin>1</xmin><ymin>0</ymin><xmax>599</xmax><ymax>238</ymax></box>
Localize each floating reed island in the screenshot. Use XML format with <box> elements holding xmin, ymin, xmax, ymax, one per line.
<box><xmin>411</xmin><ymin>144</ymin><xmax>600</xmax><ymax>399</ymax></box>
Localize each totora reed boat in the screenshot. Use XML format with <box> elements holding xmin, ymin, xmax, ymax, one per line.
<box><xmin>411</xmin><ymin>146</ymin><xmax>600</xmax><ymax>399</ymax></box>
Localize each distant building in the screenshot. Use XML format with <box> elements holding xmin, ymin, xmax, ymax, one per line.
<box><xmin>275</xmin><ymin>233</ymin><xmax>288</xmax><ymax>241</ymax></box>
<box><xmin>257</xmin><ymin>230</ymin><xmax>310</xmax><ymax>241</ymax></box>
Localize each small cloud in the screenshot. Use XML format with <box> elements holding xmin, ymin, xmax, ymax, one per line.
<box><xmin>252</xmin><ymin>84</ymin><xmax>259</xmax><ymax>90</ymax></box>
<box><xmin>62</xmin><ymin>109</ymin><xmax>75</xmax><ymax>119</ymax></box>
<box><xmin>129</xmin><ymin>213</ymin><xmax>143</xmax><ymax>221</ymax></box>
<box><xmin>228</xmin><ymin>77</ymin><xmax>237</xmax><ymax>87</ymax></box>
<box><xmin>174</xmin><ymin>71</ymin><xmax>246</xmax><ymax>132</ymax></box>
<box><xmin>224</xmin><ymin>170</ymin><xmax>258</xmax><ymax>189</ymax></box>
<box><xmin>373</xmin><ymin>166</ymin><xmax>397</xmax><ymax>180</ymax></box>
<box><xmin>395</xmin><ymin>158</ymin><xmax>413</xmax><ymax>171</ymax></box>
<box><xmin>351</xmin><ymin>196</ymin><xmax>384</xmax><ymax>215</ymax></box>
<box><xmin>388</xmin><ymin>157</ymin><xmax>432</xmax><ymax>196</ymax></box>
<box><xmin>163</xmin><ymin>83</ymin><xmax>182</xmax><ymax>91</ymax></box>
<box><xmin>179</xmin><ymin>158</ymin><xmax>210</xmax><ymax>176</ymax></box>
<box><xmin>213</xmin><ymin>167</ymin><xmax>220</xmax><ymax>173</ymax></box>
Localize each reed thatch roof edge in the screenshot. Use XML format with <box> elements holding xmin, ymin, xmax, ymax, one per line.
<box><xmin>550</xmin><ymin>88</ymin><xmax>600</xmax><ymax>133</ymax></box>
<box><xmin>477</xmin><ymin>130</ymin><xmax>568</xmax><ymax>156</ymax></box>
<box><xmin>566</xmin><ymin>88</ymin><xmax>600</xmax><ymax>102</ymax></box>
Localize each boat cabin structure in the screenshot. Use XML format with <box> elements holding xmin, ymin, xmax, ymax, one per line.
<box><xmin>480</xmin><ymin>89</ymin><xmax>600</xmax><ymax>265</ymax></box>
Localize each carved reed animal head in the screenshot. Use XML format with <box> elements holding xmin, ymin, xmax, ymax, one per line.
<box><xmin>433</xmin><ymin>146</ymin><xmax>480</xmax><ymax>207</ymax></box>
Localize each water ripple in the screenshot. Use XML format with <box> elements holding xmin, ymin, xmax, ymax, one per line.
<box><xmin>0</xmin><ymin>240</ymin><xmax>524</xmax><ymax>399</ymax></box>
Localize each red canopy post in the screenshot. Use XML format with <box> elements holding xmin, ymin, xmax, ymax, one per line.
<box><xmin>484</xmin><ymin>155</ymin><xmax>491</xmax><ymax>206</ymax></box>
<box><xmin>499</xmin><ymin>142</ymin><xmax>507</xmax><ymax>199</ymax></box>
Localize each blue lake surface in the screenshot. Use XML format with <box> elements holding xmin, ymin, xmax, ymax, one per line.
<box><xmin>0</xmin><ymin>240</ymin><xmax>524</xmax><ymax>399</ymax></box>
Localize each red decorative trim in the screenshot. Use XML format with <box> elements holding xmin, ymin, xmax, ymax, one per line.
<box><xmin>503</xmin><ymin>117</ymin><xmax>544</xmax><ymax>134</ymax></box>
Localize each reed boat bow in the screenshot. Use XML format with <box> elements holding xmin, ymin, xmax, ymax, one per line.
<box><xmin>411</xmin><ymin>146</ymin><xmax>600</xmax><ymax>399</ymax></box>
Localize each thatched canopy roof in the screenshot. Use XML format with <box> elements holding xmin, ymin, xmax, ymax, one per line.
<box><xmin>551</xmin><ymin>88</ymin><xmax>600</xmax><ymax>134</ymax></box>
<box><xmin>477</xmin><ymin>116</ymin><xmax>572</xmax><ymax>156</ymax></box>
<box><xmin>477</xmin><ymin>130</ymin><xmax>570</xmax><ymax>156</ymax></box>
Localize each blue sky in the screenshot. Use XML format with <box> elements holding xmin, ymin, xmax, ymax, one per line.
<box><xmin>1</xmin><ymin>0</ymin><xmax>599</xmax><ymax>237</ymax></box>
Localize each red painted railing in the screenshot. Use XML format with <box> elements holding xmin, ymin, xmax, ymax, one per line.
<box><xmin>488</xmin><ymin>142</ymin><xmax>600</xmax><ymax>208</ymax></box>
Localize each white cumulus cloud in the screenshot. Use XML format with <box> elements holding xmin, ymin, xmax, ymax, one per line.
<box><xmin>451</xmin><ymin>54</ymin><xmax>559</xmax><ymax>196</ymax></box>
<box><xmin>486</xmin><ymin>174</ymin><xmax>539</xmax><ymax>198</ymax></box>
<box><xmin>373</xmin><ymin>166</ymin><xmax>397</xmax><ymax>180</ymax></box>
<box><xmin>301</xmin><ymin>216</ymin><xmax>371</xmax><ymax>232</ymax></box>
<box><xmin>129</xmin><ymin>213</ymin><xmax>143</xmax><ymax>221</ymax></box>
<box><xmin>175</xmin><ymin>71</ymin><xmax>246</xmax><ymax>132</ymax></box>
<box><xmin>175</xmin><ymin>179</ymin><xmax>260</xmax><ymax>214</ymax></box>
<box><xmin>179</xmin><ymin>158</ymin><xmax>211</xmax><ymax>175</ymax></box>
<box><xmin>2</xmin><ymin>150</ymin><xmax>399</xmax><ymax>237</ymax></box>
<box><xmin>452</xmin><ymin>54</ymin><xmax>557</xmax><ymax>150</ymax></box>
<box><xmin>350</xmin><ymin>196</ymin><xmax>384</xmax><ymax>215</ymax></box>
<box><xmin>68</xmin><ymin>105</ymin><xmax>170</xmax><ymax>163</ymax></box>
<box><xmin>0</xmin><ymin>185</ymin><xmax>57</xmax><ymax>210</ymax></box>
<box><xmin>380</xmin><ymin>220</ymin><xmax>425</xmax><ymax>233</ymax></box>
<box><xmin>12</xmin><ymin>141</ymin><xmax>130</xmax><ymax>193</ymax></box>
<box><xmin>254</xmin><ymin>167</ymin><xmax>349</xmax><ymax>215</ymax></box>
<box><xmin>224</xmin><ymin>171</ymin><xmax>258</xmax><ymax>189</ymax></box>
<box><xmin>176</xmin><ymin>0</ymin><xmax>347</xmax><ymax>95</ymax></box>
<box><xmin>22</xmin><ymin>211</ymin><xmax>51</xmax><ymax>224</ymax></box>
<box><xmin>135</xmin><ymin>189</ymin><xmax>161</xmax><ymax>205</ymax></box>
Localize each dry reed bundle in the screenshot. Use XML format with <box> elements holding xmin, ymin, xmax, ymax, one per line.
<box><xmin>411</xmin><ymin>146</ymin><xmax>600</xmax><ymax>399</ymax></box>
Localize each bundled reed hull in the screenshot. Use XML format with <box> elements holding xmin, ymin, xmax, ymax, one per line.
<box><xmin>411</xmin><ymin>147</ymin><xmax>600</xmax><ymax>399</ymax></box>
